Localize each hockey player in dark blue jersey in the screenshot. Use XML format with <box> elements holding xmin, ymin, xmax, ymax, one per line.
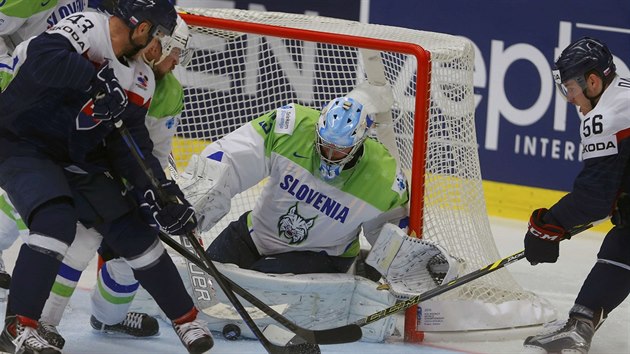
<box><xmin>0</xmin><ymin>1</ymin><xmax>213</xmax><ymax>353</ymax></box>
<box><xmin>522</xmin><ymin>37</ymin><xmax>630</xmax><ymax>354</ymax></box>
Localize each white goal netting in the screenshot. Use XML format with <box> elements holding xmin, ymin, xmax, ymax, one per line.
<box><xmin>171</xmin><ymin>7</ymin><xmax>554</xmax><ymax>338</ymax></box>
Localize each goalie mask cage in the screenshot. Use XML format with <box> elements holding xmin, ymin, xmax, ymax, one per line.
<box><xmin>173</xmin><ymin>8</ymin><xmax>554</xmax><ymax>342</ymax></box>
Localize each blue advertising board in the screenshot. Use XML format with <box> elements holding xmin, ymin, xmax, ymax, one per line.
<box><xmin>370</xmin><ymin>0</ymin><xmax>630</xmax><ymax>191</ymax></box>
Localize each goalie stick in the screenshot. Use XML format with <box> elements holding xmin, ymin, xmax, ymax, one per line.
<box><xmin>114</xmin><ymin>123</ymin><xmax>341</xmax><ymax>353</ymax></box>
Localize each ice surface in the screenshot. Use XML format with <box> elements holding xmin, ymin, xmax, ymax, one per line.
<box><xmin>0</xmin><ymin>216</ymin><xmax>627</xmax><ymax>353</ymax></box>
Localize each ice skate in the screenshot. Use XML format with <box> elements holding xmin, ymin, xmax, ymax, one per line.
<box><xmin>172</xmin><ymin>308</ymin><xmax>213</xmax><ymax>354</ymax></box>
<box><xmin>0</xmin><ymin>315</ymin><xmax>61</xmax><ymax>354</ymax></box>
<box><xmin>37</xmin><ymin>322</ymin><xmax>65</xmax><ymax>350</ymax></box>
<box><xmin>523</xmin><ymin>316</ymin><xmax>595</xmax><ymax>354</ymax></box>
<box><xmin>90</xmin><ymin>311</ymin><xmax>159</xmax><ymax>337</ymax></box>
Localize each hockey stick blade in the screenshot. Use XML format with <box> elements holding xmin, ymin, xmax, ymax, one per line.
<box><xmin>352</xmin><ymin>222</ymin><xmax>595</xmax><ymax>327</ymax></box>
<box><xmin>158</xmin><ymin>231</ymin><xmax>362</xmax><ymax>345</ymax></box>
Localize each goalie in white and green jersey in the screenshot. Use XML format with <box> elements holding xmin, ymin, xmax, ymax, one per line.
<box><xmin>182</xmin><ymin>95</ymin><xmax>410</xmax><ymax>274</ymax></box>
<box><xmin>174</xmin><ymin>88</ymin><xmax>464</xmax><ymax>342</ymax></box>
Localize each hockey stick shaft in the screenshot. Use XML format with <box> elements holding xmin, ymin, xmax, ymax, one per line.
<box><xmin>116</xmin><ymin>124</ymin><xmax>317</xmax><ymax>353</ymax></box>
<box><xmin>354</xmin><ymin>222</ymin><xmax>595</xmax><ymax>327</ymax></box>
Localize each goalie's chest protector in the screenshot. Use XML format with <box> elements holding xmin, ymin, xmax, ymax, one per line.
<box><xmin>248</xmin><ymin>106</ymin><xmax>400</xmax><ymax>257</ymax></box>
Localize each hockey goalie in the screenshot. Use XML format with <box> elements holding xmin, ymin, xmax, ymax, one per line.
<box><xmin>134</xmin><ymin>82</ymin><xmax>462</xmax><ymax>342</ymax></box>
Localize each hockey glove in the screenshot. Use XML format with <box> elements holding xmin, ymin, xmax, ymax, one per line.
<box><xmin>87</xmin><ymin>62</ymin><xmax>128</xmax><ymax>121</ymax></box>
<box><xmin>524</xmin><ymin>208</ymin><xmax>568</xmax><ymax>264</ymax></box>
<box><xmin>143</xmin><ymin>181</ymin><xmax>197</xmax><ymax>236</ymax></box>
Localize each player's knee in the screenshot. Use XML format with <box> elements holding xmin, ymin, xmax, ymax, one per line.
<box><xmin>25</xmin><ymin>197</ymin><xmax>76</xmax><ymax>259</ymax></box>
<box><xmin>598</xmin><ymin>228</ymin><xmax>630</xmax><ymax>266</ymax></box>
<box><xmin>105</xmin><ymin>258</ymin><xmax>136</xmax><ymax>279</ymax></box>
<box><xmin>121</xmin><ymin>238</ymin><xmax>166</xmax><ymax>271</ymax></box>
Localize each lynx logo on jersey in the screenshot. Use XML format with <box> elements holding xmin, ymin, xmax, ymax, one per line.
<box><xmin>277</xmin><ymin>203</ymin><xmax>316</xmax><ymax>245</ymax></box>
<box><xmin>581</xmin><ymin>134</ymin><xmax>617</xmax><ymax>160</ymax></box>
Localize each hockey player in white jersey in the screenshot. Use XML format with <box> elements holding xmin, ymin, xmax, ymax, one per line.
<box><xmin>522</xmin><ymin>37</ymin><xmax>630</xmax><ymax>354</ymax></box>
<box><xmin>0</xmin><ymin>1</ymin><xmax>213</xmax><ymax>353</ymax></box>
<box><xmin>38</xmin><ymin>15</ymin><xmax>195</xmax><ymax>349</ymax></box>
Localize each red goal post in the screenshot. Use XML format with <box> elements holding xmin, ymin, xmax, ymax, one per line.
<box><xmin>172</xmin><ymin>8</ymin><xmax>555</xmax><ymax>343</ymax></box>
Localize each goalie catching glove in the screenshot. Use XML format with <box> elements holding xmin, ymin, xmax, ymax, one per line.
<box><xmin>366</xmin><ymin>223</ymin><xmax>464</xmax><ymax>299</ymax></box>
<box><xmin>178</xmin><ymin>154</ymin><xmax>232</xmax><ymax>233</ymax></box>
<box><xmin>143</xmin><ymin>181</ymin><xmax>197</xmax><ymax>235</ymax></box>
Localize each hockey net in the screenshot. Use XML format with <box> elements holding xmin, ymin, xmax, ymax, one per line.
<box><xmin>172</xmin><ymin>8</ymin><xmax>554</xmax><ymax>341</ymax></box>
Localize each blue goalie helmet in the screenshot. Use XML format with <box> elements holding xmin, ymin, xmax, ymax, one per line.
<box><xmin>315</xmin><ymin>96</ymin><xmax>373</xmax><ymax>181</ymax></box>
<box><xmin>114</xmin><ymin>0</ymin><xmax>177</xmax><ymax>39</ymax></box>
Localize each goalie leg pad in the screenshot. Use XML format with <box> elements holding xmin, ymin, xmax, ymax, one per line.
<box><xmin>185</xmin><ymin>262</ymin><xmax>395</xmax><ymax>342</ymax></box>
<box><xmin>250</xmin><ymin>251</ymin><xmax>355</xmax><ymax>274</ymax></box>
<box><xmin>348</xmin><ymin>278</ymin><xmax>397</xmax><ymax>342</ymax></box>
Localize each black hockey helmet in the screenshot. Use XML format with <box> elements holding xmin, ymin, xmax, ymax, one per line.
<box><xmin>114</xmin><ymin>0</ymin><xmax>177</xmax><ymax>39</ymax></box>
<box><xmin>552</xmin><ymin>37</ymin><xmax>616</xmax><ymax>99</ymax></box>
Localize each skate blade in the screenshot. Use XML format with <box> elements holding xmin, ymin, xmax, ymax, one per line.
<box><xmin>91</xmin><ymin>328</ymin><xmax>161</xmax><ymax>338</ymax></box>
